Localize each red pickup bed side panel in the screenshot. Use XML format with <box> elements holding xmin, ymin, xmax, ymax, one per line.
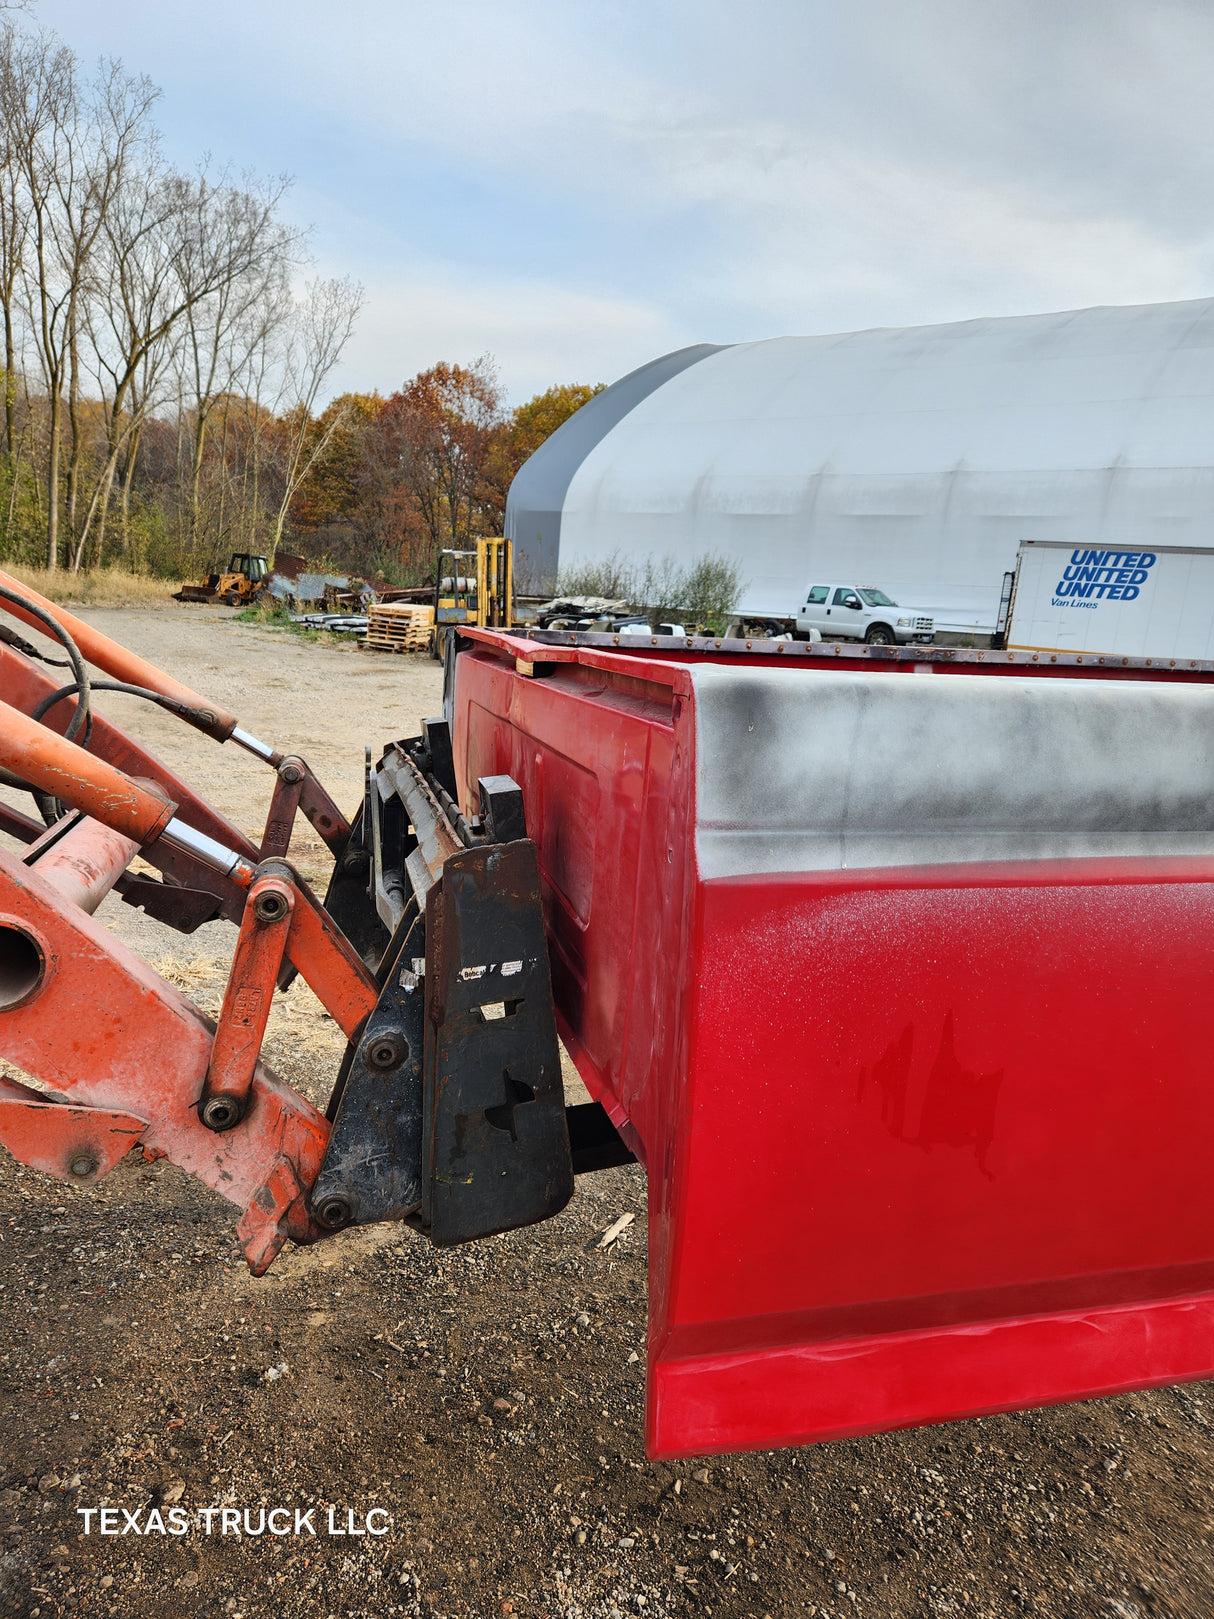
<box><xmin>454</xmin><ymin>634</ymin><xmax>1214</xmax><ymax>1457</ymax></box>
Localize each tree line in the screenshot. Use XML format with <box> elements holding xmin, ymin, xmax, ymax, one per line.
<box><xmin>287</xmin><ymin>368</ymin><xmax>603</xmax><ymax>590</ymax></box>
<box><xmin>0</xmin><ymin>20</ymin><xmax>601</xmax><ymax>586</ymax></box>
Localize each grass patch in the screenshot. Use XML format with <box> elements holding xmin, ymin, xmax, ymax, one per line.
<box><xmin>232</xmin><ymin>602</ymin><xmax>348</xmax><ymax>647</ymax></box>
<box><xmin>0</xmin><ymin>564</ymin><xmax>185</xmax><ymax>608</ymax></box>
<box><xmin>151</xmin><ymin>951</ymin><xmax>226</xmax><ymax>991</ymax></box>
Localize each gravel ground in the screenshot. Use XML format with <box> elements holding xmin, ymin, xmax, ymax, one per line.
<box><xmin>1</xmin><ymin>607</ymin><xmax>1213</xmax><ymax>1619</ymax></box>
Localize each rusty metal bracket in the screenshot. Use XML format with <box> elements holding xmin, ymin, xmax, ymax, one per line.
<box><xmin>0</xmin><ymin>1074</ymin><xmax>146</xmax><ymax>1184</ymax></box>
<box><xmin>237</xmin><ymin>1157</ymin><xmax>311</xmax><ymax>1276</ymax></box>
<box><xmin>200</xmin><ymin>872</ymin><xmax>296</xmax><ymax>1131</ymax></box>
<box><xmin>307</xmin><ymin>900</ymin><xmax>427</xmax><ymax>1231</ymax></box>
<box><xmin>260</xmin><ymin>757</ymin><xmax>305</xmax><ymax>858</ymax></box>
<box><xmin>297</xmin><ymin>764</ymin><xmax>351</xmax><ymax>855</ymax></box>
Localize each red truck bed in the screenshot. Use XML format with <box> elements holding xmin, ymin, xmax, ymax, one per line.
<box><xmin>453</xmin><ymin>629</ymin><xmax>1214</xmax><ymax>1457</ymax></box>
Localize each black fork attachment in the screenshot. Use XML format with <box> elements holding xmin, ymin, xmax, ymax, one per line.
<box><xmin>313</xmin><ymin>719</ymin><xmax>632</xmax><ymax>1246</ymax></box>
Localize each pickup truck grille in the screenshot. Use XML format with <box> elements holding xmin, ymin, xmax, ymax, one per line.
<box><xmin>913</xmin><ymin>616</ymin><xmax>934</xmax><ymax>631</ymax></box>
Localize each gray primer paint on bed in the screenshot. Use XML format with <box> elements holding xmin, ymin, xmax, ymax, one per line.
<box><xmin>505</xmin><ymin>344</ymin><xmax>728</xmax><ymax>592</ymax></box>
<box><xmin>690</xmin><ymin>663</ymin><xmax>1214</xmax><ymax>877</ymax></box>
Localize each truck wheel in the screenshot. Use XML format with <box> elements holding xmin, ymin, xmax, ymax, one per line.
<box><xmin>865</xmin><ymin>623</ymin><xmax>895</xmax><ymax>645</ymax></box>
<box><xmin>224</xmin><ymin>590</ymin><xmax>242</xmax><ymax>606</ymax></box>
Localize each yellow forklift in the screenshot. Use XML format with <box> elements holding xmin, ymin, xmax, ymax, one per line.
<box><xmin>432</xmin><ymin>538</ymin><xmax>513</xmax><ymax>659</ymax></box>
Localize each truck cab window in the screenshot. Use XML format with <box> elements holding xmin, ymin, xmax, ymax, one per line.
<box><xmin>806</xmin><ymin>586</ymin><xmax>829</xmax><ymax>604</ymax></box>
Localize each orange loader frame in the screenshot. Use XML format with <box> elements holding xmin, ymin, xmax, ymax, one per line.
<box><xmin>0</xmin><ymin>569</ymin><xmax>382</xmax><ymax>1274</ymax></box>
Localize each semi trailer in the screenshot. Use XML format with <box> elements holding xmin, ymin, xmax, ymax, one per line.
<box><xmin>1004</xmin><ymin>538</ymin><xmax>1214</xmax><ymax>662</ymax></box>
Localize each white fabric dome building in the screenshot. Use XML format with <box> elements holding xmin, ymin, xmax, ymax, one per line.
<box><xmin>505</xmin><ymin>299</ymin><xmax>1214</xmax><ymax>632</ymax></box>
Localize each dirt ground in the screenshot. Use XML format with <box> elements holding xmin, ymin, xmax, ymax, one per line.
<box><xmin>1</xmin><ymin>606</ymin><xmax>1214</xmax><ymax>1619</ymax></box>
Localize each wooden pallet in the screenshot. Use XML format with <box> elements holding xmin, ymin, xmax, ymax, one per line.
<box><xmin>362</xmin><ymin>603</ymin><xmax>435</xmax><ymax>654</ymax></box>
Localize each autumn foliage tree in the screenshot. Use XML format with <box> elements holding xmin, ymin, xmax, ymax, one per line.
<box><xmin>509</xmin><ymin>382</ymin><xmax>604</xmax><ymax>462</ymax></box>
<box><xmin>288</xmin><ymin>365</ymin><xmax>604</xmax><ymax>585</ymax></box>
<box><xmin>287</xmin><ymin>391</ymin><xmax>380</xmax><ymax>532</ymax></box>
<box><xmin>356</xmin><ymin>358</ymin><xmax>500</xmax><ymax>576</ymax></box>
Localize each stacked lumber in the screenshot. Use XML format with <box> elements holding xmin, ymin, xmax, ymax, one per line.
<box><xmin>362</xmin><ymin>602</ymin><xmax>435</xmax><ymax>654</ymax></box>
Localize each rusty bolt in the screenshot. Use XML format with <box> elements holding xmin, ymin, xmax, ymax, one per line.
<box><xmin>252</xmin><ymin>888</ymin><xmax>290</xmax><ymax>924</ymax></box>
<box><xmin>277</xmin><ymin>759</ymin><xmax>305</xmax><ymax>786</ymax></box>
<box><xmin>314</xmin><ymin>1194</ymin><xmax>352</xmax><ymax>1230</ymax></box>
<box><xmin>364</xmin><ymin>1032</ymin><xmax>407</xmax><ymax>1072</ymax></box>
<box><xmin>201</xmin><ymin>1096</ymin><xmax>244</xmax><ymax>1132</ymax></box>
<box><xmin>68</xmin><ymin>1154</ymin><xmax>96</xmax><ymax>1179</ymax></box>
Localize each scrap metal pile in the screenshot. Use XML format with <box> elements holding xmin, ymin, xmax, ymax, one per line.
<box><xmin>1</xmin><ymin>568</ymin><xmax>1214</xmax><ymax>1460</ymax></box>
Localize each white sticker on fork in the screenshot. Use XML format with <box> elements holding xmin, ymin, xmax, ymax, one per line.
<box><xmin>458</xmin><ymin>959</ymin><xmax>528</xmax><ymax>982</ymax></box>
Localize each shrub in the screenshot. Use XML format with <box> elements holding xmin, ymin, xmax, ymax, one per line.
<box><xmin>555</xmin><ymin>550</ymin><xmax>744</xmax><ymax>633</ymax></box>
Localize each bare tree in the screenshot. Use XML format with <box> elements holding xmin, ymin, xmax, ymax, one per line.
<box><xmin>79</xmin><ymin>164</ymin><xmax>299</xmax><ymax>567</ymax></box>
<box><xmin>177</xmin><ymin>185</ymin><xmax>296</xmax><ymax>553</ymax></box>
<box><xmin>0</xmin><ymin>21</ymin><xmax>367</xmax><ymax>578</ymax></box>
<box><xmin>6</xmin><ymin>38</ymin><xmax>158</xmax><ymax>567</ymax></box>
<box><xmin>0</xmin><ymin>24</ymin><xmax>33</xmax><ymax>460</ymax></box>
<box><xmin>263</xmin><ymin>275</ymin><xmax>362</xmax><ymax>560</ymax></box>
<box><xmin>0</xmin><ymin>27</ymin><xmax>70</xmax><ymax>539</ymax></box>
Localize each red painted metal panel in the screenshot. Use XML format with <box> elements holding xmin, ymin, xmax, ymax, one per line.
<box><xmin>29</xmin><ymin>816</ymin><xmax>140</xmax><ymax>915</ymax></box>
<box><xmin>455</xmin><ymin>630</ymin><xmax>1214</xmax><ymax>1457</ymax></box>
<box><xmin>0</xmin><ymin>844</ymin><xmax>330</xmax><ymax>1272</ymax></box>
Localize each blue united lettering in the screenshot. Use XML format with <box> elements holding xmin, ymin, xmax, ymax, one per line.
<box><xmin>1054</xmin><ymin>548</ymin><xmax>1156</xmax><ymax>599</ymax></box>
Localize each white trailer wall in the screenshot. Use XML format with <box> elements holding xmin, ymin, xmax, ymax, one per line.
<box><xmin>1008</xmin><ymin>542</ymin><xmax>1214</xmax><ymax>660</ymax></box>
<box><xmin>506</xmin><ymin>300</ymin><xmax>1214</xmax><ymax>630</ymax></box>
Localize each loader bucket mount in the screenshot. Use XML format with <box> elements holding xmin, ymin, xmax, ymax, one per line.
<box><xmin>311</xmin><ymin>720</ymin><xmax>578</xmax><ymax>1245</ymax></box>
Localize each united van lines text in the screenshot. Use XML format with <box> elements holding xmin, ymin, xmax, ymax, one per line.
<box><xmin>1052</xmin><ymin>548</ymin><xmax>1157</xmax><ymax>602</ymax></box>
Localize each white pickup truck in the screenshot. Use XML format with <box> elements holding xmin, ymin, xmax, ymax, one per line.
<box><xmin>796</xmin><ymin>584</ymin><xmax>935</xmax><ymax>645</ymax></box>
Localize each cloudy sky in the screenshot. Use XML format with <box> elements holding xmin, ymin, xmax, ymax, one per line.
<box><xmin>35</xmin><ymin>0</ymin><xmax>1214</xmax><ymax>404</ymax></box>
